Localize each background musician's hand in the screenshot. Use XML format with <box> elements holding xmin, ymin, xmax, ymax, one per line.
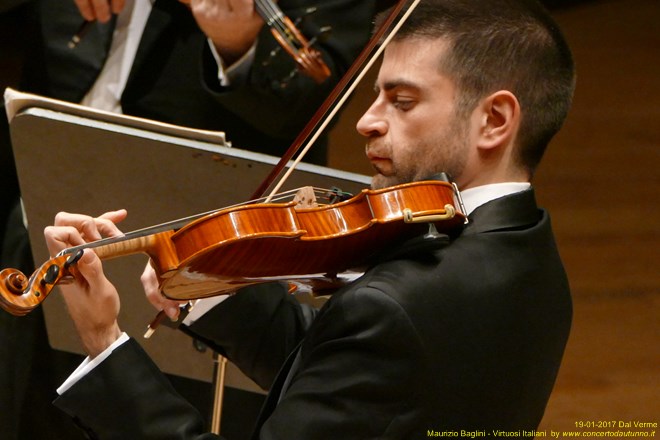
<box><xmin>179</xmin><ymin>0</ymin><xmax>266</xmax><ymax>65</ymax></box>
<box><xmin>73</xmin><ymin>0</ymin><xmax>125</xmax><ymax>23</ymax></box>
<box><xmin>43</xmin><ymin>210</ymin><xmax>127</xmax><ymax>358</ymax></box>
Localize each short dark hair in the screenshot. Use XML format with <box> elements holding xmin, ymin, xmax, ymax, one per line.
<box><xmin>379</xmin><ymin>0</ymin><xmax>576</xmax><ymax>174</ymax></box>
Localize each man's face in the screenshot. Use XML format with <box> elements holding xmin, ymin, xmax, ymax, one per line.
<box><xmin>357</xmin><ymin>38</ymin><xmax>471</xmax><ymax>190</ymax></box>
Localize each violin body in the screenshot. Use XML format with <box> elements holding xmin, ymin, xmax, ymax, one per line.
<box><xmin>161</xmin><ymin>180</ymin><xmax>464</xmax><ymax>299</ymax></box>
<box><xmin>0</xmin><ymin>181</ymin><xmax>465</xmax><ymax>315</ymax></box>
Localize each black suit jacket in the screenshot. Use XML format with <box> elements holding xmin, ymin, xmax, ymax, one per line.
<box><xmin>54</xmin><ymin>189</ymin><xmax>572</xmax><ymax>439</ymax></box>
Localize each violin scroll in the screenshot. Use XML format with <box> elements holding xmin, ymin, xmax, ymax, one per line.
<box><xmin>0</xmin><ymin>250</ymin><xmax>82</xmax><ymax>316</ymax></box>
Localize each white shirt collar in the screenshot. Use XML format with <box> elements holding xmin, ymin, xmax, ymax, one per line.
<box><xmin>460</xmin><ymin>182</ymin><xmax>531</xmax><ymax>215</ymax></box>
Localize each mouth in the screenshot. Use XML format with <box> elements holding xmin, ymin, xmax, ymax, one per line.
<box><xmin>366</xmin><ymin>146</ymin><xmax>389</xmax><ymax>162</ymax></box>
<box><xmin>366</xmin><ymin>154</ymin><xmax>392</xmax><ymax>177</ymax></box>
<box><xmin>367</xmin><ymin>153</ymin><xmax>389</xmax><ymax>163</ymax></box>
<box><xmin>365</xmin><ymin>142</ymin><xmax>393</xmax><ymax>175</ymax></box>
<box><xmin>367</xmin><ymin>152</ymin><xmax>388</xmax><ymax>163</ymax></box>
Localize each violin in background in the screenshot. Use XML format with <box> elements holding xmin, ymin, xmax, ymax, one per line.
<box><xmin>255</xmin><ymin>0</ymin><xmax>331</xmax><ymax>83</ymax></box>
<box><xmin>68</xmin><ymin>0</ymin><xmax>332</xmax><ymax>83</ymax></box>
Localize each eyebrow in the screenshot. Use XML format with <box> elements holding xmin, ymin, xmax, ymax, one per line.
<box><xmin>374</xmin><ymin>79</ymin><xmax>422</xmax><ymax>93</ymax></box>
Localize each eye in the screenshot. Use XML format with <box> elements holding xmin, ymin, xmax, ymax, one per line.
<box><xmin>392</xmin><ymin>96</ymin><xmax>416</xmax><ymax>111</ymax></box>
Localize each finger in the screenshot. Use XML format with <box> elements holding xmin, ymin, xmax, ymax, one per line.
<box><xmin>164</xmin><ymin>300</ymin><xmax>183</xmax><ymax>321</ymax></box>
<box><xmin>44</xmin><ymin>224</ymin><xmax>88</xmax><ymax>256</ymax></box>
<box><xmin>141</xmin><ymin>262</ymin><xmax>182</xmax><ymax>320</ymax></box>
<box><xmin>73</xmin><ymin>0</ymin><xmax>96</xmax><ymax>21</ymax></box>
<box><xmin>110</xmin><ymin>0</ymin><xmax>126</xmax><ymax>15</ymax></box>
<box><xmin>53</xmin><ymin>212</ymin><xmax>104</xmax><ymax>241</ymax></box>
<box><xmin>53</xmin><ymin>210</ymin><xmax>126</xmax><ymax>241</ymax></box>
<box><xmin>89</xmin><ymin>0</ymin><xmax>113</xmax><ymax>22</ymax></box>
<box><xmin>141</xmin><ymin>262</ymin><xmax>162</xmax><ymax>308</ymax></box>
<box><xmin>73</xmin><ymin>248</ymin><xmax>107</xmax><ymax>286</ymax></box>
<box><xmin>97</xmin><ymin>209</ymin><xmax>128</xmax><ymax>237</ymax></box>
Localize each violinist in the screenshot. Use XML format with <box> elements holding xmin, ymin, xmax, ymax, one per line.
<box><xmin>42</xmin><ymin>0</ymin><xmax>575</xmax><ymax>438</ymax></box>
<box><xmin>0</xmin><ymin>0</ymin><xmax>377</xmax><ymax>438</ymax></box>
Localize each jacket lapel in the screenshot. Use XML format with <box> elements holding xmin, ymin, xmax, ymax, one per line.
<box><xmin>464</xmin><ymin>189</ymin><xmax>541</xmax><ymax>235</ymax></box>
<box><xmin>40</xmin><ymin>0</ymin><xmax>116</xmax><ymax>102</ymax></box>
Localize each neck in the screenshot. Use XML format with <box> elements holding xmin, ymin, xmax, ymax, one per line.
<box><xmin>458</xmin><ymin>143</ymin><xmax>530</xmax><ymax>190</ymax></box>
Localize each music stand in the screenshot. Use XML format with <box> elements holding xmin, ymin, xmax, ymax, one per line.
<box><xmin>5</xmin><ymin>88</ymin><xmax>370</xmax><ymax>390</ymax></box>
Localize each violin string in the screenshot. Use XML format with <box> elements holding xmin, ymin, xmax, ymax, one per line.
<box><xmin>255</xmin><ymin>0</ymin><xmax>290</xmax><ymax>39</ymax></box>
<box><xmin>264</xmin><ymin>0</ymin><xmax>423</xmax><ymax>202</ymax></box>
<box><xmin>256</xmin><ymin>0</ymin><xmax>283</xmax><ymax>22</ymax></box>
<box><xmin>57</xmin><ymin>187</ymin><xmax>336</xmax><ymax>256</ymax></box>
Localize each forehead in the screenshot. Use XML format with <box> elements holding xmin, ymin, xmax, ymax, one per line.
<box><xmin>377</xmin><ymin>37</ymin><xmax>452</xmax><ymax>90</ymax></box>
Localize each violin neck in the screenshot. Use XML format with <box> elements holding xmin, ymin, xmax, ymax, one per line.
<box><xmin>57</xmin><ymin>187</ymin><xmax>339</xmax><ymax>274</ymax></box>
<box><xmin>59</xmin><ymin>230</ymin><xmax>179</xmax><ymax>276</ymax></box>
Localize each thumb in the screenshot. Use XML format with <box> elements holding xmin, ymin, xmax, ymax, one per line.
<box><xmin>74</xmin><ymin>249</ymin><xmax>106</xmax><ymax>284</ymax></box>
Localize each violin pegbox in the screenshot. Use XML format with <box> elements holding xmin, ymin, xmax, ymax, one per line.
<box><xmin>0</xmin><ymin>249</ymin><xmax>81</xmax><ymax>316</ymax></box>
<box><xmin>258</xmin><ymin>3</ymin><xmax>333</xmax><ymax>87</ymax></box>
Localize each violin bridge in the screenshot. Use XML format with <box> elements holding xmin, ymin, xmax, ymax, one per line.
<box><xmin>293</xmin><ymin>186</ymin><xmax>318</xmax><ymax>209</ymax></box>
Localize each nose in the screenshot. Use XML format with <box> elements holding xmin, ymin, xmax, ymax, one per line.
<box><xmin>356</xmin><ymin>101</ymin><xmax>387</xmax><ymax>138</ymax></box>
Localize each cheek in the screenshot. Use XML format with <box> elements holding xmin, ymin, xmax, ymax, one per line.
<box><xmin>389</xmin><ymin>142</ymin><xmax>419</xmax><ymax>177</ymax></box>
<box><xmin>396</xmin><ymin>107</ymin><xmax>444</xmax><ymax>141</ymax></box>
<box><xmin>387</xmin><ymin>115</ymin><xmax>421</xmax><ymax>149</ymax></box>
<box><xmin>386</xmin><ymin>118</ymin><xmax>423</xmax><ymax>170</ymax></box>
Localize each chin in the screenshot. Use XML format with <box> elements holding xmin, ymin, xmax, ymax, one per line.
<box><xmin>370</xmin><ymin>174</ymin><xmax>385</xmax><ymax>190</ymax></box>
<box><xmin>371</xmin><ymin>174</ymin><xmax>402</xmax><ymax>190</ymax></box>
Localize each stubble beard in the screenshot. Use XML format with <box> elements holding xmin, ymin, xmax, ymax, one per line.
<box><xmin>370</xmin><ymin>116</ymin><xmax>469</xmax><ymax>190</ymax></box>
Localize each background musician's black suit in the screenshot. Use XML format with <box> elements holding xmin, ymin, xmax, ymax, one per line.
<box><xmin>54</xmin><ymin>189</ymin><xmax>573</xmax><ymax>438</ymax></box>
<box><xmin>21</xmin><ymin>0</ymin><xmax>377</xmax><ymax>159</ymax></box>
<box><xmin>0</xmin><ymin>1</ymin><xmax>378</xmax><ymax>439</ymax></box>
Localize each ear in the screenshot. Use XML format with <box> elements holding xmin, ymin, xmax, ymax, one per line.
<box><xmin>474</xmin><ymin>90</ymin><xmax>521</xmax><ymax>151</ymax></box>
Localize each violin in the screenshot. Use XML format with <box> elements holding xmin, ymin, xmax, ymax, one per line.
<box><xmin>256</xmin><ymin>0</ymin><xmax>331</xmax><ymax>83</ymax></box>
<box><xmin>0</xmin><ymin>181</ymin><xmax>464</xmax><ymax>317</ymax></box>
